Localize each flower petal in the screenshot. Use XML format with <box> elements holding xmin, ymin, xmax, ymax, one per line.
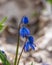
<box><xmin>28</xmin><ymin>36</ymin><xmax>34</xmax><ymax>43</ymax></box>
<box><xmin>24</xmin><ymin>42</ymin><xmax>29</xmax><ymax>52</ymax></box>
<box><xmin>30</xmin><ymin>43</ymin><xmax>35</xmax><ymax>50</ymax></box>
<box><xmin>21</xmin><ymin>16</ymin><xmax>29</xmax><ymax>24</ymax></box>
<box><xmin>20</xmin><ymin>27</ymin><xmax>30</xmax><ymax>37</ymax></box>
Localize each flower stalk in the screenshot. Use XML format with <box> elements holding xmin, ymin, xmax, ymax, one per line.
<box><xmin>17</xmin><ymin>38</ymin><xmax>27</xmax><ymax>65</ymax></box>
<box><xmin>17</xmin><ymin>46</ymin><xmax>24</xmax><ymax>65</ymax></box>
<box><xmin>14</xmin><ymin>25</ymin><xmax>20</xmax><ymax>65</ymax></box>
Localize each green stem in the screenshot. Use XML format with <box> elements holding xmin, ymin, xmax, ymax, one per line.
<box><xmin>17</xmin><ymin>39</ymin><xmax>27</xmax><ymax>65</ymax></box>
<box><xmin>17</xmin><ymin>46</ymin><xmax>24</xmax><ymax>65</ymax></box>
<box><xmin>14</xmin><ymin>26</ymin><xmax>20</xmax><ymax>65</ymax></box>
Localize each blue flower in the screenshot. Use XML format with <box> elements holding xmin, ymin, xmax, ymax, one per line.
<box><xmin>24</xmin><ymin>42</ymin><xmax>29</xmax><ymax>51</ymax></box>
<box><xmin>28</xmin><ymin>36</ymin><xmax>34</xmax><ymax>43</ymax></box>
<box><xmin>24</xmin><ymin>41</ymin><xmax>36</xmax><ymax>52</ymax></box>
<box><xmin>20</xmin><ymin>27</ymin><xmax>30</xmax><ymax>37</ymax></box>
<box><xmin>21</xmin><ymin>16</ymin><xmax>29</xmax><ymax>24</ymax></box>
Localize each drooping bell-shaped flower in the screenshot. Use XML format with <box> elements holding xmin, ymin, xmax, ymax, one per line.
<box><xmin>24</xmin><ymin>41</ymin><xmax>36</xmax><ymax>52</ymax></box>
<box><xmin>19</xmin><ymin>27</ymin><xmax>30</xmax><ymax>37</ymax></box>
<box><xmin>28</xmin><ymin>36</ymin><xmax>34</xmax><ymax>43</ymax></box>
<box><xmin>21</xmin><ymin>16</ymin><xmax>29</xmax><ymax>24</ymax></box>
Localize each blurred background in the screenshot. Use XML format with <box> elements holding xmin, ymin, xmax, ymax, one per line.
<box><xmin>0</xmin><ymin>0</ymin><xmax>52</xmax><ymax>65</ymax></box>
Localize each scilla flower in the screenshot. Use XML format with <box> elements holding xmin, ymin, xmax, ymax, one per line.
<box><xmin>28</xmin><ymin>36</ymin><xmax>34</xmax><ymax>43</ymax></box>
<box><xmin>24</xmin><ymin>41</ymin><xmax>35</xmax><ymax>52</ymax></box>
<box><xmin>24</xmin><ymin>41</ymin><xmax>36</xmax><ymax>52</ymax></box>
<box><xmin>19</xmin><ymin>27</ymin><xmax>30</xmax><ymax>37</ymax></box>
<box><xmin>21</xmin><ymin>16</ymin><xmax>29</xmax><ymax>24</ymax></box>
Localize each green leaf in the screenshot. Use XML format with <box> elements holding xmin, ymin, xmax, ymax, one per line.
<box><xmin>46</xmin><ymin>0</ymin><xmax>52</xmax><ymax>4</ymax></box>
<box><xmin>0</xmin><ymin>17</ymin><xmax>7</xmax><ymax>32</ymax></box>
<box><xmin>0</xmin><ymin>24</ymin><xmax>5</xmax><ymax>33</ymax></box>
<box><xmin>31</xmin><ymin>62</ymin><xmax>33</xmax><ymax>65</ymax></box>
<box><xmin>0</xmin><ymin>24</ymin><xmax>3</xmax><ymax>30</ymax></box>
<box><xmin>0</xmin><ymin>17</ymin><xmax>7</xmax><ymax>25</ymax></box>
<box><xmin>0</xmin><ymin>50</ymin><xmax>11</xmax><ymax>65</ymax></box>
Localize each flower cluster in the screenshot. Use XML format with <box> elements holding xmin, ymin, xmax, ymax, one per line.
<box><xmin>19</xmin><ymin>16</ymin><xmax>36</xmax><ymax>52</ymax></box>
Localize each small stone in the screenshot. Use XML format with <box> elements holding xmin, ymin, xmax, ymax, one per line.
<box><xmin>46</xmin><ymin>46</ymin><xmax>52</xmax><ymax>53</ymax></box>
<box><xmin>7</xmin><ymin>26</ymin><xmax>17</xmax><ymax>34</ymax></box>
<box><xmin>19</xmin><ymin>61</ymin><xmax>24</xmax><ymax>65</ymax></box>
<box><xmin>22</xmin><ymin>52</ymin><xmax>29</xmax><ymax>58</ymax></box>
<box><xmin>25</xmin><ymin>61</ymin><xmax>32</xmax><ymax>65</ymax></box>
<box><xmin>34</xmin><ymin>56</ymin><xmax>42</xmax><ymax>63</ymax></box>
